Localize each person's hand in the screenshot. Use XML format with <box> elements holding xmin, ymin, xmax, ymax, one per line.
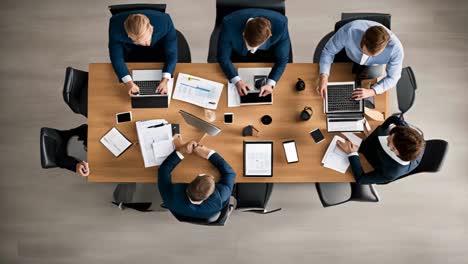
<box><xmin>318</xmin><ymin>74</ymin><xmax>328</xmax><ymax>99</ymax></box>
<box><xmin>126</xmin><ymin>81</ymin><xmax>140</xmax><ymax>96</ymax></box>
<box><xmin>76</xmin><ymin>161</ymin><xmax>90</xmax><ymax>177</ymax></box>
<box><xmin>156</xmin><ymin>78</ymin><xmax>169</xmax><ymax>95</ymax></box>
<box><xmin>351</xmin><ymin>88</ymin><xmax>376</xmax><ymax>100</ymax></box>
<box><xmin>193</xmin><ymin>144</ymin><xmax>213</xmax><ymax>159</ymax></box>
<box><xmin>259</xmin><ymin>85</ymin><xmax>273</xmax><ymax>97</ymax></box>
<box><xmin>235</xmin><ymin>80</ymin><xmax>250</xmax><ymax>96</ymax></box>
<box><xmin>336</xmin><ymin>140</ymin><xmax>359</xmax><ymax>154</ymax></box>
<box><xmin>185</xmin><ymin>141</ymin><xmax>198</xmax><ymax>154</ymax></box>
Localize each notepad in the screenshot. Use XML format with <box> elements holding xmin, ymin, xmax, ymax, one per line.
<box><xmin>322</xmin><ymin>136</ymin><xmax>350</xmax><ymax>173</ymax></box>
<box><xmin>100</xmin><ymin>127</ymin><xmax>132</xmax><ymax>157</ymax></box>
<box><xmin>152</xmin><ymin>139</ymin><xmax>174</xmax><ymax>163</ymax></box>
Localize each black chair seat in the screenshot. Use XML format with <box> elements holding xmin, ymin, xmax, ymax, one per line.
<box><xmin>235</xmin><ymin>183</ymin><xmax>281</xmax><ymax>214</ymax></box>
<box><xmin>315</xmin><ymin>182</ymin><xmax>380</xmax><ymax>207</ymax></box>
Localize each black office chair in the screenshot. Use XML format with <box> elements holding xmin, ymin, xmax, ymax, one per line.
<box><xmin>63</xmin><ymin>67</ymin><xmax>88</xmax><ymax>118</ymax></box>
<box><xmin>394</xmin><ymin>67</ymin><xmax>417</xmax><ymax>118</ymax></box>
<box><xmin>315</xmin><ymin>182</ymin><xmax>380</xmax><ymax>207</ymax></box>
<box><xmin>108</xmin><ymin>3</ymin><xmax>191</xmax><ymax>63</ymax></box>
<box><xmin>313</xmin><ymin>13</ymin><xmax>391</xmax><ymax>63</ymax></box>
<box><xmin>379</xmin><ymin>139</ymin><xmax>449</xmax><ymax>185</ymax></box>
<box><xmin>207</xmin><ymin>0</ymin><xmax>292</xmax><ymax>63</ymax></box>
<box><xmin>40</xmin><ymin>124</ymin><xmax>87</xmax><ymax>169</ymax></box>
<box><xmin>170</xmin><ymin>197</ymin><xmax>237</xmax><ymax>226</ymax></box>
<box><xmin>112</xmin><ymin>183</ymin><xmax>153</xmax><ymax>212</ymax></box>
<box><xmin>234</xmin><ymin>183</ymin><xmax>281</xmax><ymax>214</ymax></box>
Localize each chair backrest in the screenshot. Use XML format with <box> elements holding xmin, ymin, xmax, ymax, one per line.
<box><xmin>40</xmin><ymin>127</ymin><xmax>63</xmax><ymax>168</ymax></box>
<box><xmin>349</xmin><ymin>183</ymin><xmax>380</xmax><ymax>202</ymax></box>
<box><xmin>235</xmin><ymin>183</ymin><xmax>273</xmax><ymax>209</ymax></box>
<box><xmin>396</xmin><ymin>67</ymin><xmax>417</xmax><ymax>115</ymax></box>
<box><xmin>315</xmin><ymin>182</ymin><xmax>352</xmax><ymax>207</ymax></box>
<box><xmin>215</xmin><ymin>0</ymin><xmax>285</xmax><ymax>27</ymax></box>
<box><xmin>172</xmin><ymin>199</ymin><xmax>233</xmax><ymax>226</ymax></box>
<box><xmin>108</xmin><ymin>4</ymin><xmax>166</xmax><ymax>15</ymax></box>
<box><xmin>63</xmin><ymin>67</ymin><xmax>88</xmax><ymax>117</ymax></box>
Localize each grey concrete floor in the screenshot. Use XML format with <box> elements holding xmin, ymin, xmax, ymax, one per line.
<box><xmin>1</xmin><ymin>0</ymin><xmax>467</xmax><ymax>263</ymax></box>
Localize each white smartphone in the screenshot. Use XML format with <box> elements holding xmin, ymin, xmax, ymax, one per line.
<box><xmin>116</xmin><ymin>111</ymin><xmax>132</xmax><ymax>124</ymax></box>
<box><xmin>224</xmin><ymin>113</ymin><xmax>234</xmax><ymax>124</ymax></box>
<box><xmin>282</xmin><ymin>140</ymin><xmax>299</xmax><ymax>164</ymax></box>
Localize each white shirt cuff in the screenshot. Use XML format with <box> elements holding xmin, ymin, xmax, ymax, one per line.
<box><xmin>121</xmin><ymin>75</ymin><xmax>132</xmax><ymax>83</ymax></box>
<box><xmin>230</xmin><ymin>76</ymin><xmax>242</xmax><ymax>84</ymax></box>
<box><xmin>266</xmin><ymin>79</ymin><xmax>276</xmax><ymax>87</ymax></box>
<box><xmin>348</xmin><ymin>152</ymin><xmax>359</xmax><ymax>157</ymax></box>
<box><xmin>176</xmin><ymin>151</ymin><xmax>184</xmax><ymax>160</ymax></box>
<box><xmin>162</xmin><ymin>72</ymin><xmax>172</xmax><ymax>80</ymax></box>
<box><xmin>371</xmin><ymin>85</ymin><xmax>385</xmax><ymax>95</ymax></box>
<box><xmin>207</xmin><ymin>150</ymin><xmax>216</xmax><ymax>159</ymax></box>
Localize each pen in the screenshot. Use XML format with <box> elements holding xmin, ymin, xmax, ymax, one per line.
<box><xmin>208</xmin><ymin>102</ymin><xmax>216</xmax><ymax>105</ymax></box>
<box><xmin>147</xmin><ymin>123</ymin><xmax>168</xmax><ymax>128</ymax></box>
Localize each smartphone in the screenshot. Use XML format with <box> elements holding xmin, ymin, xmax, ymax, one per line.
<box><xmin>224</xmin><ymin>113</ymin><xmax>233</xmax><ymax>124</ymax></box>
<box><xmin>282</xmin><ymin>140</ymin><xmax>299</xmax><ymax>163</ymax></box>
<box><xmin>116</xmin><ymin>111</ymin><xmax>132</xmax><ymax>124</ymax></box>
<box><xmin>310</xmin><ymin>128</ymin><xmax>325</xmax><ymax>143</ymax></box>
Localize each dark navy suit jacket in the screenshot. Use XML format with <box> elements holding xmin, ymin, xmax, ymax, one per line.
<box><xmin>217</xmin><ymin>8</ymin><xmax>290</xmax><ymax>82</ymax></box>
<box><xmin>349</xmin><ymin>116</ymin><xmax>424</xmax><ymax>184</ymax></box>
<box><xmin>108</xmin><ymin>10</ymin><xmax>177</xmax><ymax>80</ymax></box>
<box><xmin>157</xmin><ymin>151</ymin><xmax>236</xmax><ymax>220</ymax></box>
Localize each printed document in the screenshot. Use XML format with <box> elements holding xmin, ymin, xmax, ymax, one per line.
<box><xmin>136</xmin><ymin>120</ymin><xmax>173</xmax><ymax>167</ymax></box>
<box><xmin>173</xmin><ymin>73</ymin><xmax>223</xmax><ymax>110</ymax></box>
<box><xmin>322</xmin><ymin>136</ymin><xmax>350</xmax><ymax>173</ymax></box>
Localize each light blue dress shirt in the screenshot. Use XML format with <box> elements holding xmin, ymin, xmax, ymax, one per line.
<box><xmin>319</xmin><ymin>20</ymin><xmax>404</xmax><ymax>94</ymax></box>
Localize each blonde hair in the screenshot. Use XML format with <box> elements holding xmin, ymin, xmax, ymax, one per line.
<box><xmin>124</xmin><ymin>14</ymin><xmax>151</xmax><ymax>41</ymax></box>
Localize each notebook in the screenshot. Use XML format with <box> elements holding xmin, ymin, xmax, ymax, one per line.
<box><xmin>100</xmin><ymin>127</ymin><xmax>132</xmax><ymax>157</ymax></box>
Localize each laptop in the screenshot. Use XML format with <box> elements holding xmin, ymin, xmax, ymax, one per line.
<box><xmin>131</xmin><ymin>70</ymin><xmax>171</xmax><ymax>108</ymax></box>
<box><xmin>240</xmin><ymin>75</ymin><xmax>273</xmax><ymax>105</ymax></box>
<box><xmin>325</xmin><ymin>82</ymin><xmax>364</xmax><ymax>132</ymax></box>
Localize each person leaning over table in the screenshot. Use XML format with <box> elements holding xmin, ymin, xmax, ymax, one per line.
<box><xmin>157</xmin><ymin>135</ymin><xmax>236</xmax><ymax>220</ymax></box>
<box><xmin>318</xmin><ymin>20</ymin><xmax>404</xmax><ymax>100</ymax></box>
<box><xmin>108</xmin><ymin>10</ymin><xmax>177</xmax><ymax>96</ymax></box>
<box><xmin>337</xmin><ymin>116</ymin><xmax>425</xmax><ymax>184</ymax></box>
<box><xmin>217</xmin><ymin>8</ymin><xmax>290</xmax><ymax>97</ymax></box>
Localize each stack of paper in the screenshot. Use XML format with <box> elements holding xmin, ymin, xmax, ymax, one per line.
<box><xmin>227</xmin><ymin>67</ymin><xmax>272</xmax><ymax>107</ymax></box>
<box><xmin>172</xmin><ymin>73</ymin><xmax>224</xmax><ymax>110</ymax></box>
<box><xmin>136</xmin><ymin>119</ymin><xmax>174</xmax><ymax>167</ymax></box>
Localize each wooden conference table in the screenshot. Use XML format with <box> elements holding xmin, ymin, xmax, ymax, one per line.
<box><xmin>87</xmin><ymin>63</ymin><xmax>389</xmax><ymax>183</ymax></box>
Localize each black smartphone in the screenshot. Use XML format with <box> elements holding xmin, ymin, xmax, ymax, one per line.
<box><xmin>310</xmin><ymin>128</ymin><xmax>325</xmax><ymax>143</ymax></box>
<box><xmin>224</xmin><ymin>113</ymin><xmax>233</xmax><ymax>124</ymax></box>
<box><xmin>116</xmin><ymin>111</ymin><xmax>132</xmax><ymax>124</ymax></box>
<box><xmin>254</xmin><ymin>75</ymin><xmax>267</xmax><ymax>90</ymax></box>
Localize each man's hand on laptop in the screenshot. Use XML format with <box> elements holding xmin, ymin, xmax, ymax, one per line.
<box><xmin>352</xmin><ymin>88</ymin><xmax>376</xmax><ymax>100</ymax></box>
<box><xmin>318</xmin><ymin>74</ymin><xmax>328</xmax><ymax>99</ymax></box>
<box><xmin>156</xmin><ymin>78</ymin><xmax>169</xmax><ymax>95</ymax></box>
<box><xmin>126</xmin><ymin>81</ymin><xmax>140</xmax><ymax>96</ymax></box>
<box><xmin>235</xmin><ymin>80</ymin><xmax>250</xmax><ymax>96</ymax></box>
<box><xmin>259</xmin><ymin>85</ymin><xmax>273</xmax><ymax>97</ymax></box>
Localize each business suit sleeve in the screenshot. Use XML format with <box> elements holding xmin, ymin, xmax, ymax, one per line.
<box><xmin>157</xmin><ymin>151</ymin><xmax>183</xmax><ymax>203</ymax></box>
<box><xmin>381</xmin><ymin>115</ymin><xmax>406</xmax><ymax>130</ymax></box>
<box><xmin>319</xmin><ymin>26</ymin><xmax>348</xmax><ymax>76</ymax></box>
<box><xmin>108</xmin><ymin>22</ymin><xmax>129</xmax><ymax>80</ymax></box>
<box><xmin>348</xmin><ymin>155</ymin><xmax>392</xmax><ymax>184</ymax></box>
<box><xmin>161</xmin><ymin>15</ymin><xmax>178</xmax><ymax>76</ymax></box>
<box><xmin>372</xmin><ymin>44</ymin><xmax>404</xmax><ymax>94</ymax></box>
<box><xmin>217</xmin><ymin>23</ymin><xmax>238</xmax><ymax>80</ymax></box>
<box><xmin>209</xmin><ymin>153</ymin><xmax>236</xmax><ymax>202</ymax></box>
<box><xmin>268</xmin><ymin>20</ymin><xmax>290</xmax><ymax>82</ymax></box>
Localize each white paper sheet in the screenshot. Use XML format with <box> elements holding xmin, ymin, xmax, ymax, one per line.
<box><xmin>322</xmin><ymin>136</ymin><xmax>350</xmax><ymax>173</ymax></box>
<box><xmin>173</xmin><ymin>73</ymin><xmax>223</xmax><ymax>110</ymax></box>
<box><xmin>100</xmin><ymin>128</ymin><xmax>132</xmax><ymax>157</ymax></box>
<box><xmin>136</xmin><ymin>120</ymin><xmax>173</xmax><ymax>167</ymax></box>
<box><xmin>227</xmin><ymin>67</ymin><xmax>272</xmax><ymax>107</ymax></box>
<box><xmin>152</xmin><ymin>139</ymin><xmax>174</xmax><ymax>164</ymax></box>
<box><xmin>245</xmin><ymin>143</ymin><xmax>272</xmax><ymax>176</ymax></box>
<box><xmin>341</xmin><ymin>132</ymin><xmax>363</xmax><ymax>146</ymax></box>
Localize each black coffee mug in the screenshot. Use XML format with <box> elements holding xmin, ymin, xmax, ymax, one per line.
<box><xmin>296</xmin><ymin>78</ymin><xmax>305</xmax><ymax>91</ymax></box>
<box><xmin>300</xmin><ymin>107</ymin><xmax>313</xmax><ymax>121</ymax></box>
<box><xmin>261</xmin><ymin>115</ymin><xmax>272</xmax><ymax>125</ymax></box>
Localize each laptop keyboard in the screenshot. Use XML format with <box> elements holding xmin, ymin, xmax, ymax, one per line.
<box><xmin>134</xmin><ymin>80</ymin><xmax>161</xmax><ymax>95</ymax></box>
<box><xmin>327</xmin><ymin>83</ymin><xmax>361</xmax><ymax>112</ymax></box>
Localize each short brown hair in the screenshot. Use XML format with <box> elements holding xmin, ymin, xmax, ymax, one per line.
<box><xmin>361</xmin><ymin>26</ymin><xmax>390</xmax><ymax>54</ymax></box>
<box><xmin>243</xmin><ymin>17</ymin><xmax>272</xmax><ymax>47</ymax></box>
<box><xmin>124</xmin><ymin>14</ymin><xmax>151</xmax><ymax>41</ymax></box>
<box><xmin>389</xmin><ymin>126</ymin><xmax>425</xmax><ymax>161</ymax></box>
<box><xmin>186</xmin><ymin>175</ymin><xmax>215</xmax><ymax>202</ymax></box>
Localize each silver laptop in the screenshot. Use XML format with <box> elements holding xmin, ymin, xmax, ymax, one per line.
<box><xmin>179</xmin><ymin>110</ymin><xmax>221</xmax><ymax>136</ymax></box>
<box><xmin>325</xmin><ymin>82</ymin><xmax>364</xmax><ymax>132</ymax></box>
<box><xmin>131</xmin><ymin>70</ymin><xmax>168</xmax><ymax>108</ymax></box>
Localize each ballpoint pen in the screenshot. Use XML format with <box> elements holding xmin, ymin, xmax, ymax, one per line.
<box><xmin>147</xmin><ymin>122</ymin><xmax>168</xmax><ymax>128</ymax></box>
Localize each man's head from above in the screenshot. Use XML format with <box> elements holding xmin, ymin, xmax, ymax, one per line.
<box><xmin>361</xmin><ymin>26</ymin><xmax>390</xmax><ymax>57</ymax></box>
<box><xmin>243</xmin><ymin>17</ymin><xmax>272</xmax><ymax>49</ymax></box>
<box><xmin>186</xmin><ymin>174</ymin><xmax>215</xmax><ymax>204</ymax></box>
<box><xmin>124</xmin><ymin>14</ymin><xmax>153</xmax><ymax>46</ymax></box>
<box><xmin>388</xmin><ymin>126</ymin><xmax>425</xmax><ymax>161</ymax></box>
